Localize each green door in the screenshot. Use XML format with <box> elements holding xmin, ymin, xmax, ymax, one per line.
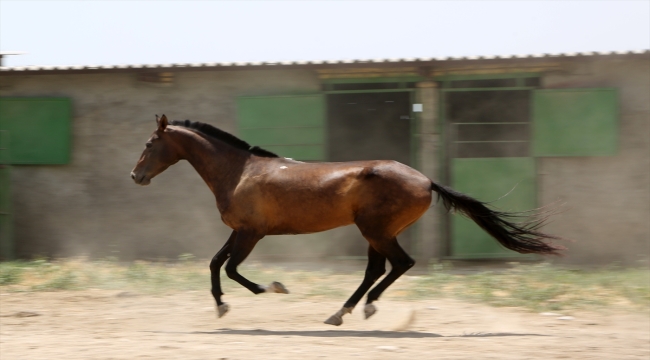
<box><xmin>0</xmin><ymin>97</ymin><xmax>72</xmax><ymax>259</ymax></box>
<box><xmin>451</xmin><ymin>158</ymin><xmax>536</xmax><ymax>258</ymax></box>
<box><xmin>445</xmin><ymin>89</ymin><xmax>535</xmax><ymax>258</ymax></box>
<box><xmin>0</xmin><ymin>130</ymin><xmax>12</xmax><ymax>259</ymax></box>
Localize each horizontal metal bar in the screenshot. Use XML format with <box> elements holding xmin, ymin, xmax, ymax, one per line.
<box><xmin>434</xmin><ymin>73</ymin><xmax>540</xmax><ymax>81</ymax></box>
<box><xmin>322</xmin><ymin>76</ymin><xmax>423</xmax><ymax>84</ymax></box>
<box><xmin>240</xmin><ymin>126</ymin><xmax>323</xmax><ymax>130</ymax></box>
<box><xmin>441</xmin><ymin>87</ymin><xmax>534</xmax><ymax>92</ymax></box>
<box><xmin>258</xmin><ymin>144</ymin><xmax>324</xmax><ymax>147</ymax></box>
<box><xmin>452</xmin><ymin>122</ymin><xmax>529</xmax><ymax>125</ymax></box>
<box><xmin>324</xmin><ymin>89</ymin><xmax>416</xmax><ymax>94</ymax></box>
<box><xmin>454</xmin><ymin>140</ymin><xmax>529</xmax><ymax>143</ymax></box>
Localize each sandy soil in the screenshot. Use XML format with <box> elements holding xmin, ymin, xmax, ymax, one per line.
<box><xmin>1</xmin><ymin>287</ymin><xmax>648</xmax><ymax>360</ymax></box>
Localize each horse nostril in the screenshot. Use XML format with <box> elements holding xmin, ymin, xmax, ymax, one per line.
<box><xmin>130</xmin><ymin>172</ymin><xmax>136</xmax><ymax>180</ymax></box>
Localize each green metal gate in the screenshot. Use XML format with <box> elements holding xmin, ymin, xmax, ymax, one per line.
<box><xmin>0</xmin><ymin>97</ymin><xmax>73</xmax><ymax>260</ymax></box>
<box><xmin>441</xmin><ymin>75</ymin><xmax>618</xmax><ymax>259</ymax></box>
<box><xmin>451</xmin><ymin>157</ymin><xmax>536</xmax><ymax>258</ymax></box>
<box><xmin>0</xmin><ymin>130</ymin><xmax>12</xmax><ymax>259</ymax></box>
<box><xmin>443</xmin><ymin>83</ymin><xmax>537</xmax><ymax>259</ymax></box>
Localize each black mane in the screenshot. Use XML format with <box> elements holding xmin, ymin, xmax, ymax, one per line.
<box><xmin>170</xmin><ymin>120</ymin><xmax>279</xmax><ymax>158</ymax></box>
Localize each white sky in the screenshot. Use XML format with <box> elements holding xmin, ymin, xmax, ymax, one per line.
<box><xmin>1</xmin><ymin>1</ymin><xmax>649</xmax><ymax>67</ymax></box>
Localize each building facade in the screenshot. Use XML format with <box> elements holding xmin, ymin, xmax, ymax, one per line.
<box><xmin>1</xmin><ymin>50</ymin><xmax>648</xmax><ymax>264</ymax></box>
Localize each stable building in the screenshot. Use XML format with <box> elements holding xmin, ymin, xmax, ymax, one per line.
<box><xmin>1</xmin><ymin>50</ymin><xmax>648</xmax><ymax>265</ymax></box>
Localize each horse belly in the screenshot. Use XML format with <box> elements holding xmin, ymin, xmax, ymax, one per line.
<box><xmin>265</xmin><ymin>195</ymin><xmax>355</xmax><ymax>235</ymax></box>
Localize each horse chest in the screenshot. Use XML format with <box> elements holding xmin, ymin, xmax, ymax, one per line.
<box><xmin>217</xmin><ymin>199</ymin><xmax>264</xmax><ymax>230</ymax></box>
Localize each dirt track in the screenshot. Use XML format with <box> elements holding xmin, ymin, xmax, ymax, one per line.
<box><xmin>1</xmin><ymin>288</ymin><xmax>648</xmax><ymax>360</ymax></box>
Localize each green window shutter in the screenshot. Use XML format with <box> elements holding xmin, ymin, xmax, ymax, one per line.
<box><xmin>532</xmin><ymin>89</ymin><xmax>618</xmax><ymax>156</ymax></box>
<box><xmin>237</xmin><ymin>95</ymin><xmax>325</xmax><ymax>161</ymax></box>
<box><xmin>0</xmin><ymin>98</ymin><xmax>72</xmax><ymax>164</ymax></box>
<box><xmin>451</xmin><ymin>157</ymin><xmax>536</xmax><ymax>258</ymax></box>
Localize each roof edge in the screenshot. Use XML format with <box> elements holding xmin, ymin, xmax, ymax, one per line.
<box><xmin>1</xmin><ymin>50</ymin><xmax>648</xmax><ymax>75</ymax></box>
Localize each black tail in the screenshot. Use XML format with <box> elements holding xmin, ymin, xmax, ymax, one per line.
<box><xmin>431</xmin><ymin>181</ymin><xmax>564</xmax><ymax>255</ymax></box>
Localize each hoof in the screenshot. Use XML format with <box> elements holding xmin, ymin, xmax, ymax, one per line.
<box><xmin>324</xmin><ymin>314</ymin><xmax>343</xmax><ymax>326</ymax></box>
<box><xmin>324</xmin><ymin>307</ymin><xmax>353</xmax><ymax>326</ymax></box>
<box><xmin>364</xmin><ymin>303</ymin><xmax>377</xmax><ymax>319</ymax></box>
<box><xmin>267</xmin><ymin>281</ymin><xmax>289</xmax><ymax>294</ymax></box>
<box><xmin>217</xmin><ymin>303</ymin><xmax>230</xmax><ymax>318</ymax></box>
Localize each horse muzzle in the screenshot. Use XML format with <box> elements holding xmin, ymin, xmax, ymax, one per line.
<box><xmin>130</xmin><ymin>171</ymin><xmax>151</xmax><ymax>186</ymax></box>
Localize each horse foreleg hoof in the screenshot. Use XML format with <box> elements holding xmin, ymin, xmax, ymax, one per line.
<box><xmin>266</xmin><ymin>281</ymin><xmax>289</xmax><ymax>294</ymax></box>
<box><xmin>364</xmin><ymin>303</ymin><xmax>377</xmax><ymax>319</ymax></box>
<box><xmin>324</xmin><ymin>314</ymin><xmax>343</xmax><ymax>326</ymax></box>
<box><xmin>217</xmin><ymin>303</ymin><xmax>230</xmax><ymax>318</ymax></box>
<box><xmin>324</xmin><ymin>306</ymin><xmax>353</xmax><ymax>326</ymax></box>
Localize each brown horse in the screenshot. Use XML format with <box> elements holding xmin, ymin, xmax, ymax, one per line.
<box><xmin>131</xmin><ymin>115</ymin><xmax>563</xmax><ymax>326</ymax></box>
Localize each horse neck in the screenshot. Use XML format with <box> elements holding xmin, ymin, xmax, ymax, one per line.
<box><xmin>174</xmin><ymin>129</ymin><xmax>250</xmax><ymax>203</ymax></box>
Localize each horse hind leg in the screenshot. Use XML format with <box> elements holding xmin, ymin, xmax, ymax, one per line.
<box><xmin>324</xmin><ymin>245</ymin><xmax>386</xmax><ymax>326</ymax></box>
<box><xmin>363</xmin><ymin>236</ymin><xmax>415</xmax><ymax>319</ymax></box>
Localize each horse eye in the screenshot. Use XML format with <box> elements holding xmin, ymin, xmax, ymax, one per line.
<box><xmin>145</xmin><ymin>142</ymin><xmax>153</xmax><ymax>148</ymax></box>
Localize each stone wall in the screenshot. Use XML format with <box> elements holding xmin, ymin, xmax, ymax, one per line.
<box><xmin>538</xmin><ymin>57</ymin><xmax>650</xmax><ymax>265</ymax></box>
<box><xmin>1</xmin><ymin>69</ymin><xmax>327</xmax><ymax>259</ymax></box>
<box><xmin>2</xmin><ymin>55</ymin><xmax>648</xmax><ymax>264</ymax></box>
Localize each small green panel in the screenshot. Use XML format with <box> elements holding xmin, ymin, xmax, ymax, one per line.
<box><xmin>239</xmin><ymin>127</ymin><xmax>323</xmax><ymax>146</ymax></box>
<box><xmin>0</xmin><ymin>98</ymin><xmax>72</xmax><ymax>164</ymax></box>
<box><xmin>262</xmin><ymin>145</ymin><xmax>324</xmax><ymax>161</ymax></box>
<box><xmin>237</xmin><ymin>95</ymin><xmax>325</xmax><ymax>161</ymax></box>
<box><xmin>533</xmin><ymin>89</ymin><xmax>618</xmax><ymax>156</ymax></box>
<box><xmin>238</xmin><ymin>95</ymin><xmax>325</xmax><ymax>128</ymax></box>
<box><xmin>451</xmin><ymin>157</ymin><xmax>536</xmax><ymax>258</ymax></box>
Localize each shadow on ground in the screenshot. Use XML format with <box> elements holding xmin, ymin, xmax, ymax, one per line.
<box><xmin>145</xmin><ymin>329</ymin><xmax>550</xmax><ymax>339</ymax></box>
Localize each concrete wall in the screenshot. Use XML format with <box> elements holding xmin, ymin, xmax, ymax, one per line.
<box><xmin>538</xmin><ymin>57</ymin><xmax>650</xmax><ymax>265</ymax></box>
<box><xmin>1</xmin><ymin>55</ymin><xmax>648</xmax><ymax>265</ymax></box>
<box><xmin>1</xmin><ymin>69</ymin><xmax>341</xmax><ymax>260</ymax></box>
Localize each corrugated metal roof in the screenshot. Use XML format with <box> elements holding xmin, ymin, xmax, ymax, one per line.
<box><xmin>1</xmin><ymin>49</ymin><xmax>647</xmax><ymax>73</ymax></box>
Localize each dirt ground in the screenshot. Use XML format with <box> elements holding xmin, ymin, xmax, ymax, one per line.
<box><xmin>1</xmin><ymin>287</ymin><xmax>648</xmax><ymax>360</ymax></box>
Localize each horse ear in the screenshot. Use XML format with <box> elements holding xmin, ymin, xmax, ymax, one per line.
<box><xmin>157</xmin><ymin>114</ymin><xmax>168</xmax><ymax>131</ymax></box>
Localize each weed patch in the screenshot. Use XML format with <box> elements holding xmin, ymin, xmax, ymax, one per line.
<box><xmin>1</xmin><ymin>259</ymin><xmax>647</xmax><ymax>313</ymax></box>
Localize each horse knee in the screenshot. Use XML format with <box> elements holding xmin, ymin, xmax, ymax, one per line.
<box><xmin>366</xmin><ymin>265</ymin><xmax>386</xmax><ymax>282</ymax></box>
<box><xmin>394</xmin><ymin>258</ymin><xmax>415</xmax><ymax>272</ymax></box>
<box><xmin>405</xmin><ymin>258</ymin><xmax>416</xmax><ymax>270</ymax></box>
<box><xmin>225</xmin><ymin>265</ymin><xmax>238</xmax><ymax>280</ymax></box>
<box><xmin>209</xmin><ymin>258</ymin><xmax>220</xmax><ymax>273</ymax></box>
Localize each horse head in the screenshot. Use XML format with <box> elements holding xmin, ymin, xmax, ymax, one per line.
<box><xmin>130</xmin><ymin>114</ymin><xmax>181</xmax><ymax>185</ymax></box>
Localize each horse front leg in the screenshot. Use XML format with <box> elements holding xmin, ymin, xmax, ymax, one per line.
<box><xmin>224</xmin><ymin>230</ymin><xmax>289</xmax><ymax>295</ymax></box>
<box><xmin>210</xmin><ymin>231</ymin><xmax>236</xmax><ymax>318</ymax></box>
